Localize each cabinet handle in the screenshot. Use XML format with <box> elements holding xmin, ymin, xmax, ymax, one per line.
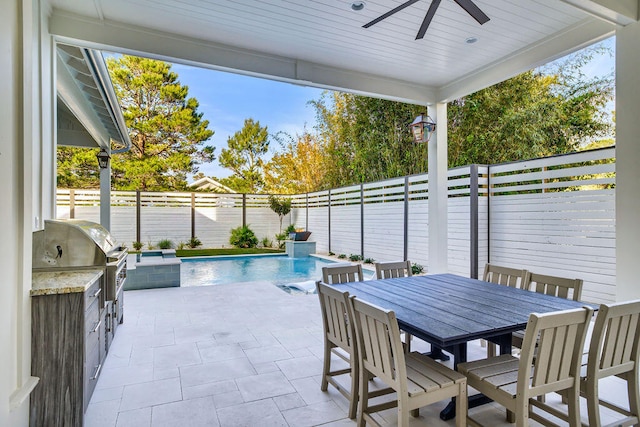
<box><xmin>91</xmin><ymin>363</ymin><xmax>102</xmax><ymax>380</ymax></box>
<box><xmin>92</xmin><ymin>320</ymin><xmax>102</xmax><ymax>333</ymax></box>
<box><xmin>92</xmin><ymin>288</ymin><xmax>102</xmax><ymax>298</ymax></box>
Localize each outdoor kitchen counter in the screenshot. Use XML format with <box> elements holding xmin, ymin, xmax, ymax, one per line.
<box><xmin>31</xmin><ymin>269</ymin><xmax>104</xmax><ymax>296</ymax></box>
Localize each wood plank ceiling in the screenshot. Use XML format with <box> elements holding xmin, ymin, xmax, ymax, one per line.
<box><xmin>48</xmin><ymin>0</ymin><xmax>614</xmax><ymax>103</ymax></box>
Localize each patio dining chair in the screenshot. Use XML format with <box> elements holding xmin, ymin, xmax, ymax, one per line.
<box><xmin>322</xmin><ymin>264</ymin><xmax>363</xmax><ymax>284</ymax></box>
<box><xmin>374</xmin><ymin>260</ymin><xmax>412</xmax><ymax>279</ymax></box>
<box><xmin>554</xmin><ymin>300</ymin><xmax>640</xmax><ymax>427</ymax></box>
<box><xmin>374</xmin><ymin>260</ymin><xmax>414</xmax><ymax>352</ymax></box>
<box><xmin>483</xmin><ymin>263</ymin><xmax>531</xmax><ymax>357</ymax></box>
<box><xmin>483</xmin><ymin>263</ymin><xmax>530</xmax><ymax>288</ymax></box>
<box><xmin>351</xmin><ymin>296</ymin><xmax>467</xmax><ymax>427</ymax></box>
<box><xmin>458</xmin><ymin>306</ymin><xmax>593</xmax><ymax>427</ymax></box>
<box><xmin>512</xmin><ymin>273</ymin><xmax>584</xmax><ymax>349</ymax></box>
<box><xmin>316</xmin><ymin>281</ymin><xmax>360</xmax><ymax>419</ymax></box>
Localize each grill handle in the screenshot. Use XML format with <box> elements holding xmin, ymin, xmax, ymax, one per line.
<box><xmin>91</xmin><ymin>320</ymin><xmax>102</xmax><ymax>333</ymax></box>
<box><xmin>91</xmin><ymin>363</ymin><xmax>102</xmax><ymax>380</ymax></box>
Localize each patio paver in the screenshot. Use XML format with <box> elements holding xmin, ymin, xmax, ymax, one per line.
<box><xmin>86</xmin><ymin>280</ymin><xmax>631</xmax><ymax>426</ymax></box>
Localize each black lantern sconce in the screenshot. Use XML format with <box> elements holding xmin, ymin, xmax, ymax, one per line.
<box><xmin>96</xmin><ymin>149</ymin><xmax>111</xmax><ymax>169</ymax></box>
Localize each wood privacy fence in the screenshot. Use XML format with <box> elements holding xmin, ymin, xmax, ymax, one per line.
<box><xmin>57</xmin><ymin>147</ymin><xmax>615</xmax><ymax>303</ymax></box>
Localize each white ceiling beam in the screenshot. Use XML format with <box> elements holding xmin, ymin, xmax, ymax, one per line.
<box><xmin>560</xmin><ymin>0</ymin><xmax>638</xmax><ymax>25</ymax></box>
<box><xmin>49</xmin><ymin>10</ymin><xmax>435</xmax><ymax>105</ymax></box>
<box><xmin>437</xmin><ymin>17</ymin><xmax>615</xmax><ymax>103</ymax></box>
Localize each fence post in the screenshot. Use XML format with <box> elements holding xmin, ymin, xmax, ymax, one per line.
<box><xmin>191</xmin><ymin>192</ymin><xmax>196</xmax><ymax>239</ymax></box>
<box><xmin>470</xmin><ymin>165</ymin><xmax>479</xmax><ymax>279</ymax></box>
<box><xmin>487</xmin><ymin>165</ymin><xmax>491</xmax><ymax>264</ymax></box>
<box><xmin>69</xmin><ymin>189</ymin><xmax>75</xmax><ymax>219</ymax></box>
<box><xmin>360</xmin><ymin>184</ymin><xmax>364</xmax><ymax>258</ymax></box>
<box><xmin>242</xmin><ymin>194</ymin><xmax>247</xmax><ymax>227</ymax></box>
<box><xmin>328</xmin><ymin>189</ymin><xmax>331</xmax><ymax>253</ymax></box>
<box><xmin>136</xmin><ymin>190</ymin><xmax>141</xmax><ymax>244</ymax></box>
<box><xmin>404</xmin><ymin>176</ymin><xmax>409</xmax><ymax>261</ymax></box>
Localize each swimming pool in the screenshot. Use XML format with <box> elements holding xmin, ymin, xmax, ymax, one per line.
<box><xmin>180</xmin><ymin>254</ymin><xmax>348</xmax><ymax>292</ymax></box>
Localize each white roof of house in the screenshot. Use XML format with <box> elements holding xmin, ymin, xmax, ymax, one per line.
<box><xmin>188</xmin><ymin>177</ymin><xmax>236</xmax><ymax>193</ymax></box>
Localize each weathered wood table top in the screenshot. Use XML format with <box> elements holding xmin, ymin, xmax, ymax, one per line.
<box><xmin>333</xmin><ymin>273</ymin><xmax>593</xmax><ymax>348</ymax></box>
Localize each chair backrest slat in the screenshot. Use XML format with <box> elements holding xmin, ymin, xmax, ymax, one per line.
<box><xmin>520</xmin><ymin>307</ymin><xmax>593</xmax><ymax>395</ymax></box>
<box><xmin>483</xmin><ymin>264</ymin><xmax>529</xmax><ymax>289</ymax></box>
<box><xmin>352</xmin><ymin>297</ymin><xmax>405</xmax><ymax>388</ymax></box>
<box><xmin>592</xmin><ymin>301</ymin><xmax>640</xmax><ymax>374</ymax></box>
<box><xmin>317</xmin><ymin>282</ymin><xmax>354</xmax><ymax>351</ymax></box>
<box><xmin>375</xmin><ymin>261</ymin><xmax>412</xmax><ymax>280</ymax></box>
<box><xmin>527</xmin><ymin>273</ymin><xmax>583</xmax><ymax>301</ymax></box>
<box><xmin>323</xmin><ymin>264</ymin><xmax>364</xmax><ymax>284</ymax></box>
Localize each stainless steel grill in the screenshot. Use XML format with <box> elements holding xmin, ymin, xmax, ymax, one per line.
<box><xmin>32</xmin><ymin>219</ymin><xmax>128</xmax><ymax>345</ymax></box>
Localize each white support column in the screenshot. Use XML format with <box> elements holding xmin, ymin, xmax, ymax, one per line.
<box><xmin>99</xmin><ymin>151</ymin><xmax>111</xmax><ymax>231</ymax></box>
<box><xmin>615</xmin><ymin>20</ymin><xmax>640</xmax><ymax>302</ymax></box>
<box><xmin>427</xmin><ymin>103</ymin><xmax>448</xmax><ymax>273</ymax></box>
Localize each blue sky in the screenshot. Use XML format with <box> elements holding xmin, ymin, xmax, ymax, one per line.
<box><xmin>164</xmin><ymin>37</ymin><xmax>615</xmax><ymax>180</ymax></box>
<box><xmin>171</xmin><ymin>65</ymin><xmax>324</xmax><ymax>179</ymax></box>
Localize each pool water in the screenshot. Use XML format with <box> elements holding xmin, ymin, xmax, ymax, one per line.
<box><xmin>180</xmin><ymin>255</ymin><xmax>337</xmax><ymax>292</ymax></box>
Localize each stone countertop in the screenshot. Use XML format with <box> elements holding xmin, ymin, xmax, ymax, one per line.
<box><xmin>31</xmin><ymin>269</ymin><xmax>103</xmax><ymax>296</ymax></box>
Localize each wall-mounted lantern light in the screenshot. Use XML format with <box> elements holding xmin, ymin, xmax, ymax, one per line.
<box><xmin>409</xmin><ymin>114</ymin><xmax>436</xmax><ymax>143</ymax></box>
<box><xmin>96</xmin><ymin>149</ymin><xmax>111</xmax><ymax>169</ymax></box>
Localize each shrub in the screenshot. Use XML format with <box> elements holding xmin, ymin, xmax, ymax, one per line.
<box><xmin>411</xmin><ymin>263</ymin><xmax>425</xmax><ymax>275</ymax></box>
<box><xmin>187</xmin><ymin>237</ymin><xmax>202</xmax><ymax>249</ymax></box>
<box><xmin>275</xmin><ymin>232</ymin><xmax>288</xmax><ymax>249</ymax></box>
<box><xmin>261</xmin><ymin>237</ymin><xmax>273</xmax><ymax>248</ymax></box>
<box><xmin>147</xmin><ymin>242</ymin><xmax>154</xmax><ymax>250</ymax></box>
<box><xmin>349</xmin><ymin>254</ymin><xmax>363</xmax><ymax>262</ymax></box>
<box><xmin>328</xmin><ymin>251</ymin><xmax>335</xmax><ymax>256</ymax></box>
<box><xmin>285</xmin><ymin>224</ymin><xmax>297</xmax><ymax>234</ymax></box>
<box><xmin>364</xmin><ymin>257</ymin><xmax>375</xmax><ymax>264</ymax></box>
<box><xmin>158</xmin><ymin>239</ymin><xmax>174</xmax><ymax>249</ymax></box>
<box><xmin>338</xmin><ymin>254</ymin><xmax>347</xmax><ymax>259</ymax></box>
<box><xmin>132</xmin><ymin>241</ymin><xmax>143</xmax><ymax>251</ymax></box>
<box><xmin>229</xmin><ymin>225</ymin><xmax>258</xmax><ymax>248</ymax></box>
<box><xmin>176</xmin><ymin>241</ymin><xmax>186</xmax><ymax>250</ymax></box>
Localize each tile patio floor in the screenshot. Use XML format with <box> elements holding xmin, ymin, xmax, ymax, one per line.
<box><xmin>86</xmin><ymin>281</ymin><xmax>631</xmax><ymax>427</ymax></box>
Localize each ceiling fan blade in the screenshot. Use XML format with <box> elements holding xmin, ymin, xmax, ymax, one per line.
<box><xmin>363</xmin><ymin>0</ymin><xmax>422</xmax><ymax>28</ymax></box>
<box><xmin>416</xmin><ymin>0</ymin><xmax>441</xmax><ymax>40</ymax></box>
<box><xmin>453</xmin><ymin>0</ymin><xmax>490</xmax><ymax>25</ymax></box>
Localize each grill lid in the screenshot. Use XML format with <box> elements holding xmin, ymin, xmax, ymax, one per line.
<box><xmin>32</xmin><ymin>219</ymin><xmax>121</xmax><ymax>270</ymax></box>
<box><xmin>59</xmin><ymin>219</ymin><xmax>117</xmax><ymax>254</ymax></box>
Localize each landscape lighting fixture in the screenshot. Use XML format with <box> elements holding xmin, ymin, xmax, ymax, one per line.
<box><xmin>96</xmin><ymin>149</ymin><xmax>111</xmax><ymax>169</ymax></box>
<box><xmin>410</xmin><ymin>114</ymin><xmax>436</xmax><ymax>143</ymax></box>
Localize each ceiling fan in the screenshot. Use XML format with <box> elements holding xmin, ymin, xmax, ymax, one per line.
<box><xmin>363</xmin><ymin>0</ymin><xmax>490</xmax><ymax>40</ymax></box>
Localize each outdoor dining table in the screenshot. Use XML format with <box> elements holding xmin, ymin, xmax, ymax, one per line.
<box><xmin>331</xmin><ymin>273</ymin><xmax>594</xmax><ymax>420</ymax></box>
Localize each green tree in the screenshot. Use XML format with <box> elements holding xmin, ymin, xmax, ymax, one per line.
<box><xmin>268</xmin><ymin>195</ymin><xmax>292</xmax><ymax>233</ymax></box>
<box><xmin>218</xmin><ymin>118</ymin><xmax>269</xmax><ymax>193</ymax></box>
<box><xmin>311</xmin><ymin>92</ymin><xmax>428</xmax><ymax>188</ymax></box>
<box><xmin>105</xmin><ymin>55</ymin><xmax>214</xmax><ymax>190</ymax></box>
<box><xmin>57</xmin><ymin>147</ymin><xmax>101</xmax><ymax>188</ymax></box>
<box><xmin>448</xmin><ymin>45</ymin><xmax>613</xmax><ymax>166</ymax></box>
<box><xmin>447</xmin><ymin>71</ymin><xmax>612</xmax><ymax>166</ymax></box>
<box><xmin>263</xmin><ymin>131</ymin><xmax>327</xmax><ymax>193</ymax></box>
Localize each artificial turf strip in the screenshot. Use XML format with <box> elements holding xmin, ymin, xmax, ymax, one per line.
<box><xmin>175</xmin><ymin>248</ymin><xmax>284</xmax><ymax>257</ymax></box>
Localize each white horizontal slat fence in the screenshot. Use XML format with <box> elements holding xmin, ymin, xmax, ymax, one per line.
<box><xmin>329</xmin><ymin>185</ymin><xmax>362</xmax><ymax>257</ymax></box>
<box><xmin>363</xmin><ymin>178</ymin><xmax>405</xmax><ymax>263</ymax></box>
<box><xmin>407</xmin><ymin>174</ymin><xmax>429</xmax><ymax>268</ymax></box>
<box><xmin>56</xmin><ymin>148</ymin><xmax>616</xmax><ymax>304</ymax></box>
<box><xmin>487</xmin><ymin>147</ymin><xmax>616</xmax><ymax>303</ymax></box>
